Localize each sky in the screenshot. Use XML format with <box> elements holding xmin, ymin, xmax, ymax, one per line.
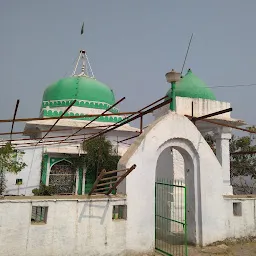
<box><xmin>1</xmin><ymin>0</ymin><xmax>256</xmax><ymax>138</ymax></box>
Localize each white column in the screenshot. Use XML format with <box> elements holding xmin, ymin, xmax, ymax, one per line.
<box><xmin>82</xmin><ymin>167</ymin><xmax>86</xmax><ymax>195</ymax></box>
<box><xmin>214</xmin><ymin>127</ymin><xmax>233</xmax><ymax>194</ymax></box>
<box><xmin>46</xmin><ymin>157</ymin><xmax>51</xmax><ymax>186</ymax></box>
<box><xmin>75</xmin><ymin>168</ymin><xmax>79</xmax><ymax>195</ymax></box>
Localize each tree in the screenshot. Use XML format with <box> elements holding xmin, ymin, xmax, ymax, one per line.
<box><xmin>204</xmin><ymin>133</ymin><xmax>216</xmax><ymax>154</ymax></box>
<box><xmin>230</xmin><ymin>134</ymin><xmax>256</xmax><ymax>178</ymax></box>
<box><xmin>82</xmin><ymin>136</ymin><xmax>120</xmax><ymax>177</ymax></box>
<box><xmin>0</xmin><ymin>142</ymin><xmax>27</xmax><ymax>195</ymax></box>
<box><xmin>204</xmin><ymin>127</ymin><xmax>256</xmax><ymax>194</ymax></box>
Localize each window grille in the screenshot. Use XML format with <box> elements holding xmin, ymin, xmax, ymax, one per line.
<box><xmin>112</xmin><ymin>205</ymin><xmax>127</xmax><ymax>220</ymax></box>
<box><xmin>31</xmin><ymin>206</ymin><xmax>48</xmax><ymax>224</ymax></box>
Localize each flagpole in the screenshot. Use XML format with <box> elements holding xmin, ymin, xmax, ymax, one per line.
<box><xmin>80</xmin><ymin>22</ymin><xmax>85</xmax><ymax>75</ymax></box>
<box><xmin>80</xmin><ymin>22</ymin><xmax>84</xmax><ymax>50</ymax></box>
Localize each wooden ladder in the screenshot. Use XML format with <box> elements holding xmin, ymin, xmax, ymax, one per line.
<box><xmin>88</xmin><ymin>164</ymin><xmax>136</xmax><ymax>195</ymax></box>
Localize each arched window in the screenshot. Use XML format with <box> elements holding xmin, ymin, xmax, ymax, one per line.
<box><xmin>49</xmin><ymin>160</ymin><xmax>76</xmax><ymax>194</ymax></box>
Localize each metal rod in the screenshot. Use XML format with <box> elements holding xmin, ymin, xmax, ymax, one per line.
<box><xmin>138</xmin><ymin>96</ymin><xmax>168</xmax><ymax>112</ymax></box>
<box><xmin>190</xmin><ymin>108</ymin><xmax>232</xmax><ymax>122</ymax></box>
<box><xmin>61</xmin><ymin>97</ymin><xmax>126</xmax><ymax>143</ymax></box>
<box><xmin>8</xmin><ymin>131</ymin><xmax>97</xmax><ymax>143</ymax></box>
<box><xmin>181</xmin><ymin>33</ymin><xmax>194</xmax><ymax>74</ymax></box>
<box><xmin>36</xmin><ymin>100</ymin><xmax>76</xmax><ymax>145</ymax></box>
<box><xmin>106</xmin><ymin>164</ymin><xmax>136</xmax><ymax>195</ymax></box>
<box><xmin>84</xmin><ymin>98</ymin><xmax>172</xmax><ymax>142</ymax></box>
<box><xmin>10</xmin><ymin>99</ymin><xmax>20</xmax><ymax>141</ymax></box>
<box><xmin>184</xmin><ymin>185</ymin><xmax>188</xmax><ymax>256</ymax></box>
<box><xmin>140</xmin><ymin>116</ymin><xmax>143</xmax><ymax>133</ymax></box>
<box><xmin>0</xmin><ymin>111</ymin><xmax>137</xmax><ymax>123</ymax></box>
<box><xmin>6</xmin><ymin>136</ymin><xmax>89</xmax><ymax>148</ymax></box>
<box><xmin>12</xmin><ymin>136</ymin><xmax>86</xmax><ymax>146</ymax></box>
<box><xmin>63</xmin><ymin>95</ymin><xmax>167</xmax><ymax>142</ymax></box>
<box><xmin>11</xmin><ymin>139</ymin><xmax>85</xmax><ymax>149</ymax></box>
<box><xmin>118</xmin><ymin>134</ymin><xmax>140</xmax><ymax>144</ymax></box>
<box><xmin>0</xmin><ymin>124</ymin><xmax>112</xmax><ymax>136</ymax></box>
<box><xmin>89</xmin><ymin>95</ymin><xmax>168</xmax><ymax>137</ymax></box>
<box><xmin>190</xmin><ymin>117</ymin><xmax>256</xmax><ymax>134</ymax></box>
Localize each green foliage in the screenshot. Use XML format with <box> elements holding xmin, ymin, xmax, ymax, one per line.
<box><xmin>0</xmin><ymin>142</ymin><xmax>27</xmax><ymax>195</ymax></box>
<box><xmin>82</xmin><ymin>136</ymin><xmax>120</xmax><ymax>175</ymax></box>
<box><xmin>0</xmin><ymin>142</ymin><xmax>27</xmax><ymax>173</ymax></box>
<box><xmin>204</xmin><ymin>133</ymin><xmax>216</xmax><ymax>154</ymax></box>
<box><xmin>230</xmin><ymin>134</ymin><xmax>256</xmax><ymax>178</ymax></box>
<box><xmin>32</xmin><ymin>184</ymin><xmax>56</xmax><ymax>196</ymax></box>
<box><xmin>204</xmin><ymin>128</ymin><xmax>256</xmax><ymax>178</ymax></box>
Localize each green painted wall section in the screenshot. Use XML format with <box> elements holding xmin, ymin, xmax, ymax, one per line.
<box><xmin>84</xmin><ymin>171</ymin><xmax>96</xmax><ymax>194</ymax></box>
<box><xmin>41</xmin><ymin>109</ymin><xmax>123</xmax><ymax>123</ymax></box>
<box><xmin>41</xmin><ymin>99</ymin><xmax>119</xmax><ymax>113</ymax></box>
<box><xmin>166</xmin><ymin>69</ymin><xmax>216</xmax><ymax>101</ymax></box>
<box><xmin>41</xmin><ymin>155</ymin><xmax>117</xmax><ymax>195</ymax></box>
<box><xmin>41</xmin><ymin>154</ymin><xmax>48</xmax><ymax>185</ymax></box>
<box><xmin>77</xmin><ymin>167</ymin><xmax>83</xmax><ymax>195</ymax></box>
<box><xmin>48</xmin><ymin>156</ymin><xmax>84</xmax><ymax>195</ymax></box>
<box><xmin>49</xmin><ymin>157</ymin><xmax>73</xmax><ymax>168</ymax></box>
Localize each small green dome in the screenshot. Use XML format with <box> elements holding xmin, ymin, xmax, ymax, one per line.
<box><xmin>42</xmin><ymin>77</ymin><xmax>115</xmax><ymax>105</ymax></box>
<box><xmin>166</xmin><ymin>69</ymin><xmax>216</xmax><ymax>100</ymax></box>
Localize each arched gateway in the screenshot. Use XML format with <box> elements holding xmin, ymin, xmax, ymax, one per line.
<box><xmin>118</xmin><ymin>112</ymin><xmax>228</xmax><ymax>254</ymax></box>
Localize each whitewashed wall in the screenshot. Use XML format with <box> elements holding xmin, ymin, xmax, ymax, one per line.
<box><xmin>153</xmin><ymin>97</ymin><xmax>231</xmax><ymax>120</ymax></box>
<box><xmin>224</xmin><ymin>196</ymin><xmax>256</xmax><ymax>238</ymax></box>
<box><xmin>5</xmin><ymin>147</ymin><xmax>43</xmax><ymax>196</ymax></box>
<box><xmin>175</xmin><ymin>97</ymin><xmax>231</xmax><ymax>119</ymax></box>
<box><xmin>0</xmin><ymin>196</ymin><xmax>132</xmax><ymax>256</ymax></box>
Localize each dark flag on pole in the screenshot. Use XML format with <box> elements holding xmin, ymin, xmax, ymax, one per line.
<box><xmin>81</xmin><ymin>22</ymin><xmax>84</xmax><ymax>35</ymax></box>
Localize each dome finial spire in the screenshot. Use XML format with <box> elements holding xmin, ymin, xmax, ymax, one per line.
<box><xmin>72</xmin><ymin>50</ymin><xmax>95</xmax><ymax>78</ymax></box>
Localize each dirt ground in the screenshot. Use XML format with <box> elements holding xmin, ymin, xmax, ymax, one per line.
<box><xmin>155</xmin><ymin>239</ymin><xmax>256</xmax><ymax>256</ymax></box>
<box><xmin>186</xmin><ymin>242</ymin><xmax>256</xmax><ymax>256</ymax></box>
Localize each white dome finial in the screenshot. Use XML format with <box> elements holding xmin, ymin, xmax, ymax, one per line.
<box><xmin>72</xmin><ymin>50</ymin><xmax>95</xmax><ymax>78</ymax></box>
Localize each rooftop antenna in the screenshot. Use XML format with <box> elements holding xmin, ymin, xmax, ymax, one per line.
<box><xmin>181</xmin><ymin>33</ymin><xmax>194</xmax><ymax>75</ymax></box>
<box><xmin>72</xmin><ymin>22</ymin><xmax>95</xmax><ymax>78</ymax></box>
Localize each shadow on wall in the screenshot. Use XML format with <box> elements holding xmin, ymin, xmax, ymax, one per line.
<box><xmin>78</xmin><ymin>201</ymin><xmax>110</xmax><ymax>224</ymax></box>
<box><xmin>5</xmin><ymin>185</ymin><xmax>39</xmax><ymax>195</ymax></box>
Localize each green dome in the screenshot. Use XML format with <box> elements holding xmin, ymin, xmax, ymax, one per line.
<box><xmin>166</xmin><ymin>69</ymin><xmax>216</xmax><ymax>100</ymax></box>
<box><xmin>42</xmin><ymin>76</ymin><xmax>115</xmax><ymax>105</ymax></box>
<box><xmin>40</xmin><ymin>76</ymin><xmax>123</xmax><ymax>123</ymax></box>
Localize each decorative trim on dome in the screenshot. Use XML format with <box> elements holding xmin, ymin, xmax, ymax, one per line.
<box><xmin>41</xmin><ymin>99</ymin><xmax>119</xmax><ymax>113</ymax></box>
<box><xmin>41</xmin><ymin>109</ymin><xmax>123</xmax><ymax>123</ymax></box>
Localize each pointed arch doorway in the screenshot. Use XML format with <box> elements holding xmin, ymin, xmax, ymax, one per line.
<box><xmin>155</xmin><ymin>141</ymin><xmax>198</xmax><ymax>256</ymax></box>
<box><xmin>49</xmin><ymin>160</ymin><xmax>76</xmax><ymax>194</ymax></box>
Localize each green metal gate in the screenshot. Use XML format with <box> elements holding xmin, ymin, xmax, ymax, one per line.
<box><xmin>155</xmin><ymin>179</ymin><xmax>188</xmax><ymax>256</ymax></box>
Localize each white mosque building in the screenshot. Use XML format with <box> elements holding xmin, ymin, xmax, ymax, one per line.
<box><xmin>4</xmin><ymin>51</ymin><xmax>245</xmax><ymax>198</ymax></box>
<box><xmin>2</xmin><ymin>49</ymin><xmax>256</xmax><ymax>256</ymax></box>
<box><xmin>4</xmin><ymin>50</ymin><xmax>139</xmax><ymax>196</ymax></box>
